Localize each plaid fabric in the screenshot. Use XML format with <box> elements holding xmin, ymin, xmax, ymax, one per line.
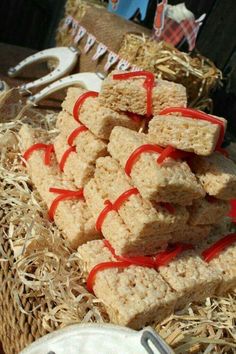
<box><xmin>158</xmin><ymin>17</ymin><xmax>201</xmax><ymax>51</ymax></box>
<box><xmin>180</xmin><ymin>19</ymin><xmax>201</xmax><ymax>51</ymax></box>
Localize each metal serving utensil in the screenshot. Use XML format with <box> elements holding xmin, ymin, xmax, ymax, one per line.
<box><xmin>27</xmin><ymin>72</ymin><xmax>106</xmax><ymax>105</ymax></box>
<box><xmin>141</xmin><ymin>327</ymin><xmax>175</xmax><ymax>354</ymax></box>
<box><xmin>8</xmin><ymin>47</ymin><xmax>79</xmax><ymax>94</ymax></box>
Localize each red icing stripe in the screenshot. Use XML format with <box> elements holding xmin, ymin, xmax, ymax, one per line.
<box><xmin>73</xmin><ymin>91</ymin><xmax>98</xmax><ymax>122</ymax></box>
<box><xmin>59</xmin><ymin>146</ymin><xmax>76</xmax><ymax>172</ymax></box>
<box><xmin>67</xmin><ymin>125</ymin><xmax>88</xmax><ymax>146</ymax></box>
<box><xmin>48</xmin><ymin>187</ymin><xmax>84</xmax><ymax>221</ymax></box>
<box><xmin>159</xmin><ymin>107</ymin><xmax>225</xmax><ymax>150</ymax></box>
<box><xmin>202</xmin><ymin>233</ymin><xmax>236</xmax><ymax>262</ymax></box>
<box><xmin>113</xmin><ymin>71</ymin><xmax>155</xmax><ymax>117</ymax></box>
<box><xmin>23</xmin><ymin>143</ymin><xmax>54</xmax><ymax>166</ymax></box>
<box><xmin>86</xmin><ymin>240</ymin><xmax>194</xmax><ymax>292</ymax></box>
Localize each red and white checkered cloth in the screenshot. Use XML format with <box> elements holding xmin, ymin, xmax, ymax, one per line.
<box><xmin>157</xmin><ymin>17</ymin><xmax>201</xmax><ymax>51</ymax></box>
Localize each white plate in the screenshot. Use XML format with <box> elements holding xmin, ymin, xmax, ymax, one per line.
<box><xmin>20</xmin><ymin>324</ymin><xmax>174</xmax><ymax>354</ymax></box>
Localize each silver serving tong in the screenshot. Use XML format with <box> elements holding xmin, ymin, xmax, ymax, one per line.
<box><xmin>141</xmin><ymin>327</ymin><xmax>175</xmax><ymax>354</ymax></box>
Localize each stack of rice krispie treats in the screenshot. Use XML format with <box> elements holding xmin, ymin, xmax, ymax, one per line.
<box><xmin>20</xmin><ymin>70</ymin><xmax>236</xmax><ymax>330</ymax></box>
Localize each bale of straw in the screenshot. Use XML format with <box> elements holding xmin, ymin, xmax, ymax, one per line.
<box><xmin>118</xmin><ymin>34</ymin><xmax>222</xmax><ymax>109</ymax></box>
<box><xmin>56</xmin><ymin>1</ymin><xmax>221</xmax><ymax>110</ymax></box>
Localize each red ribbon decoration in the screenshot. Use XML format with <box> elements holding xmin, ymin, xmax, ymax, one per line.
<box><xmin>87</xmin><ymin>240</ymin><xmax>194</xmax><ymax>293</ymax></box>
<box><xmin>125</xmin><ymin>144</ymin><xmax>163</xmax><ymax>176</ymax></box>
<box><xmin>73</xmin><ymin>91</ymin><xmax>98</xmax><ymax>123</ymax></box>
<box><xmin>95</xmin><ymin>188</ymin><xmax>140</xmax><ymax>232</ymax></box>
<box><xmin>202</xmin><ymin>233</ymin><xmax>236</xmax><ymax>262</ymax></box>
<box><xmin>86</xmin><ymin>261</ymin><xmax>130</xmax><ymax>293</ymax></box>
<box><xmin>113</xmin><ymin>71</ymin><xmax>155</xmax><ymax>117</ymax></box>
<box><xmin>67</xmin><ymin>125</ymin><xmax>88</xmax><ymax>146</ymax></box>
<box><xmin>124</xmin><ymin>144</ymin><xmax>189</xmax><ymax>177</ymax></box>
<box><xmin>159</xmin><ymin>107</ymin><xmax>225</xmax><ymax>150</ymax></box>
<box><xmin>59</xmin><ymin>146</ymin><xmax>76</xmax><ymax>172</ymax></box>
<box><xmin>95</xmin><ymin>200</ymin><xmax>114</xmax><ymax>232</ymax></box>
<box><xmin>23</xmin><ymin>143</ymin><xmax>55</xmax><ymax>166</ymax></box>
<box><xmin>48</xmin><ymin>187</ymin><xmax>84</xmax><ymax>221</ymax></box>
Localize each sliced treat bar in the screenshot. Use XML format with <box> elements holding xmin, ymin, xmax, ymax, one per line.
<box><xmin>95</xmin><ymin>156</ymin><xmax>189</xmax><ymax>234</ymax></box>
<box><xmin>108</xmin><ymin>126</ymin><xmax>205</xmax><ymax>206</ymax></box>
<box><xmin>187</xmin><ymin>197</ymin><xmax>230</xmax><ymax>226</ymax></box>
<box><xmin>77</xmin><ymin>240</ymin><xmax>176</xmax><ymax>329</ymax></box>
<box><xmin>99</xmin><ymin>70</ymin><xmax>187</xmax><ymax>116</ymax></box>
<box><xmin>54</xmin><ymin>111</ymin><xmax>107</xmax><ymax>187</ymax></box>
<box><xmin>158</xmin><ymin>249</ymin><xmax>221</xmax><ymax>309</ymax></box>
<box><xmin>170</xmin><ymin>225</ymin><xmax>211</xmax><ymax>245</ymax></box>
<box><xmin>85</xmin><ymin>156</ymin><xmax>188</xmax><ymax>255</ymax></box>
<box><xmin>191</xmin><ymin>153</ymin><xmax>236</xmax><ymax>200</ymax></box>
<box><xmin>62</xmin><ymin>87</ymin><xmax>140</xmax><ymax>140</ymax></box>
<box><xmin>148</xmin><ymin>114</ymin><xmax>227</xmax><ymax>156</ymax></box>
<box><xmin>84</xmin><ymin>178</ymin><xmax>171</xmax><ymax>256</ymax></box>
<box><xmin>197</xmin><ymin>232</ymin><xmax>236</xmax><ymax>295</ymax></box>
<box><xmin>19</xmin><ymin>124</ymin><xmax>99</xmax><ymax>249</ymax></box>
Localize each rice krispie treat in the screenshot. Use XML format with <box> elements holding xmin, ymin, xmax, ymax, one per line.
<box><xmin>77</xmin><ymin>240</ymin><xmax>176</xmax><ymax>329</ymax></box>
<box><xmin>94</xmin><ymin>156</ymin><xmax>189</xmax><ymax>234</ymax></box>
<box><xmin>170</xmin><ymin>224</ymin><xmax>211</xmax><ymax>244</ymax></box>
<box><xmin>197</xmin><ymin>232</ymin><xmax>236</xmax><ymax>295</ymax></box>
<box><xmin>54</xmin><ymin>111</ymin><xmax>107</xmax><ymax>187</ymax></box>
<box><xmin>19</xmin><ymin>124</ymin><xmax>99</xmax><ymax>249</ymax></box>
<box><xmin>158</xmin><ymin>249</ymin><xmax>221</xmax><ymax>309</ymax></box>
<box><xmin>62</xmin><ymin>87</ymin><xmax>140</xmax><ymax>140</ymax></box>
<box><xmin>84</xmin><ymin>178</ymin><xmax>171</xmax><ymax>256</ymax></box>
<box><xmin>191</xmin><ymin>153</ymin><xmax>236</xmax><ymax>200</ymax></box>
<box><xmin>108</xmin><ymin>126</ymin><xmax>205</xmax><ymax>205</ymax></box>
<box><xmin>187</xmin><ymin>197</ymin><xmax>230</xmax><ymax>226</ymax></box>
<box><xmin>99</xmin><ymin>70</ymin><xmax>187</xmax><ymax>116</ymax></box>
<box><xmin>148</xmin><ymin>112</ymin><xmax>227</xmax><ymax>156</ymax></box>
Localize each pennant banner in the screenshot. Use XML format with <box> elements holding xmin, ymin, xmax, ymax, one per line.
<box><xmin>84</xmin><ymin>34</ymin><xmax>96</xmax><ymax>54</ymax></box>
<box><xmin>92</xmin><ymin>43</ymin><xmax>108</xmax><ymax>61</ymax></box>
<box><xmin>62</xmin><ymin>15</ymin><xmax>73</xmax><ymax>30</ymax></box>
<box><xmin>74</xmin><ymin>26</ymin><xmax>87</xmax><ymax>44</ymax></box>
<box><xmin>116</xmin><ymin>58</ymin><xmax>130</xmax><ymax>71</ymax></box>
<box><xmin>104</xmin><ymin>51</ymin><xmax>119</xmax><ymax>71</ymax></box>
<box><xmin>71</xmin><ymin>19</ymin><xmax>79</xmax><ymax>37</ymax></box>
